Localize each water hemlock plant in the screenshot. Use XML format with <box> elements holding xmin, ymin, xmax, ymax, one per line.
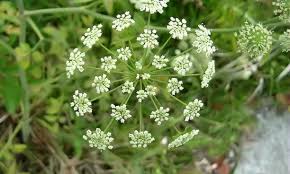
<box><xmin>65</xmin><ymin>0</ymin><xmax>288</xmax><ymax>151</ymax></box>
<box><xmin>66</xmin><ymin>1</ymin><xmax>216</xmax><ymax>151</ymax></box>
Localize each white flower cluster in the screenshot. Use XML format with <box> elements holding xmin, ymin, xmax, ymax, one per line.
<box><xmin>71</xmin><ymin>90</ymin><xmax>92</xmax><ymax>116</ymax></box>
<box><xmin>135</xmin><ymin>61</ymin><xmax>143</xmax><ymax>70</ymax></box>
<box><xmin>129</xmin><ymin>130</ymin><xmax>155</xmax><ymax>148</ymax></box>
<box><xmin>101</xmin><ymin>56</ymin><xmax>117</xmax><ymax>73</ymax></box>
<box><xmin>152</xmin><ymin>55</ymin><xmax>169</xmax><ymax>69</ymax></box>
<box><xmin>192</xmin><ymin>24</ymin><xmax>216</xmax><ymax>57</ymax></box>
<box><xmin>66</xmin><ymin>48</ymin><xmax>85</xmax><ymax>78</ymax></box>
<box><xmin>117</xmin><ymin>47</ymin><xmax>132</xmax><ymax>61</ymax></box>
<box><xmin>83</xmin><ymin>128</ymin><xmax>114</xmax><ymax>150</ymax></box>
<box><xmin>121</xmin><ymin>81</ymin><xmax>135</xmax><ymax>94</ymax></box>
<box><xmin>167</xmin><ymin>17</ymin><xmax>191</xmax><ymax>40</ymax></box>
<box><xmin>136</xmin><ymin>90</ymin><xmax>148</xmax><ymax>102</ymax></box>
<box><xmin>273</xmin><ymin>0</ymin><xmax>290</xmax><ymax>23</ymax></box>
<box><xmin>92</xmin><ymin>74</ymin><xmax>111</xmax><ymax>94</ymax></box>
<box><xmin>279</xmin><ymin>29</ymin><xmax>290</xmax><ymax>52</ymax></box>
<box><xmin>167</xmin><ymin>78</ymin><xmax>184</xmax><ymax>95</ymax></box>
<box><xmin>137</xmin><ymin>29</ymin><xmax>159</xmax><ymax>48</ymax></box>
<box><xmin>67</xmin><ymin>0</ymin><xmax>218</xmax><ymax>150</ymax></box>
<box><xmin>112</xmin><ymin>11</ymin><xmax>135</xmax><ymax>31</ymax></box>
<box><xmin>236</xmin><ymin>22</ymin><xmax>272</xmax><ymax>58</ymax></box>
<box><xmin>136</xmin><ymin>73</ymin><xmax>151</xmax><ymax>80</ymax></box>
<box><xmin>145</xmin><ymin>85</ymin><xmax>158</xmax><ymax>96</ymax></box>
<box><xmin>111</xmin><ymin>104</ymin><xmax>132</xmax><ymax>123</ymax></box>
<box><xmin>173</xmin><ymin>54</ymin><xmax>193</xmax><ymax>75</ymax></box>
<box><xmin>150</xmin><ymin>107</ymin><xmax>170</xmax><ymax>125</ymax></box>
<box><xmin>130</xmin><ymin>0</ymin><xmax>169</xmax><ymax>14</ymax></box>
<box><xmin>183</xmin><ymin>99</ymin><xmax>204</xmax><ymax>121</ymax></box>
<box><xmin>168</xmin><ymin>129</ymin><xmax>199</xmax><ymax>149</ymax></box>
<box><xmin>201</xmin><ymin>60</ymin><xmax>215</xmax><ymax>88</ymax></box>
<box><xmin>81</xmin><ymin>24</ymin><xmax>103</xmax><ymax>48</ymax></box>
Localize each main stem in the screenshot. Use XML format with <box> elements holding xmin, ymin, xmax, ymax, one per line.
<box><xmin>17</xmin><ymin>0</ymin><xmax>31</xmax><ymax>142</ymax></box>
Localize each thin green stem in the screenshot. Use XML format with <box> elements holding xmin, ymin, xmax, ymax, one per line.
<box><xmin>17</xmin><ymin>0</ymin><xmax>30</xmax><ymax>142</ymax></box>
<box><xmin>86</xmin><ymin>66</ymin><xmax>103</xmax><ymax>70</ymax></box>
<box><xmin>209</xmin><ymin>27</ymin><xmax>240</xmax><ymax>33</ymax></box>
<box><xmin>150</xmin><ymin>67</ymin><xmax>172</xmax><ymax>73</ymax></box>
<box><xmin>174</xmin><ymin>126</ymin><xmax>181</xmax><ymax>134</ymax></box>
<box><xmin>26</xmin><ymin>17</ymin><xmax>44</xmax><ymax>40</ymax></box>
<box><xmin>139</xmin><ymin>80</ymin><xmax>143</xmax><ymax>131</ymax></box>
<box><xmin>149</xmin><ymin>78</ymin><xmax>167</xmax><ymax>84</ymax></box>
<box><xmin>151</xmin><ymin>73</ymin><xmax>200</xmax><ymax>77</ymax></box>
<box><xmin>24</xmin><ymin>7</ymin><xmax>115</xmax><ymax>21</ymax></box>
<box><xmin>266</xmin><ymin>21</ymin><xmax>290</xmax><ymax>28</ymax></box>
<box><xmin>0</xmin><ymin>118</ymin><xmax>31</xmax><ymax>157</ymax></box>
<box><xmin>153</xmin><ymin>95</ymin><xmax>161</xmax><ymax>107</ymax></box>
<box><xmin>149</xmin><ymin>96</ymin><xmax>158</xmax><ymax>109</ymax></box>
<box><xmin>99</xmin><ymin>42</ymin><xmax>115</xmax><ymax>55</ymax></box>
<box><xmin>148</xmin><ymin>25</ymin><xmax>169</xmax><ymax>32</ymax></box>
<box><xmin>0</xmin><ymin>39</ymin><xmax>16</xmax><ymax>56</ymax></box>
<box><xmin>147</xmin><ymin>14</ymin><xmax>151</xmax><ymax>26</ymax></box>
<box><xmin>157</xmin><ymin>36</ymin><xmax>171</xmax><ymax>54</ymax></box>
<box><xmin>104</xmin><ymin>118</ymin><xmax>114</xmax><ymax>132</ymax></box>
<box><xmin>170</xmin><ymin>95</ymin><xmax>187</xmax><ymax>106</ymax></box>
<box><xmin>112</xmin><ymin>78</ymin><xmax>127</xmax><ymax>83</ymax></box>
<box><xmin>121</xmin><ymin>60</ymin><xmax>135</xmax><ymax>72</ymax></box>
<box><xmin>170</xmin><ymin>48</ymin><xmax>194</xmax><ymax>60</ymax></box>
<box><xmin>91</xmin><ymin>85</ymin><xmax>122</xmax><ymax>102</ymax></box>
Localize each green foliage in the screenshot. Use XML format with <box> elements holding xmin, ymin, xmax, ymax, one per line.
<box><xmin>0</xmin><ymin>0</ymin><xmax>289</xmax><ymax>173</ymax></box>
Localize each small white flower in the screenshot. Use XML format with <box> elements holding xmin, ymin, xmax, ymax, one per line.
<box><xmin>122</xmin><ymin>81</ymin><xmax>135</xmax><ymax>94</ymax></box>
<box><xmin>66</xmin><ymin>48</ymin><xmax>85</xmax><ymax>78</ymax></box>
<box><xmin>167</xmin><ymin>78</ymin><xmax>184</xmax><ymax>95</ymax></box>
<box><xmin>273</xmin><ymin>0</ymin><xmax>290</xmax><ymax>23</ymax></box>
<box><xmin>92</xmin><ymin>74</ymin><xmax>111</xmax><ymax>94</ymax></box>
<box><xmin>173</xmin><ymin>54</ymin><xmax>192</xmax><ymax>75</ymax></box>
<box><xmin>152</xmin><ymin>55</ymin><xmax>169</xmax><ymax>69</ymax></box>
<box><xmin>71</xmin><ymin>90</ymin><xmax>92</xmax><ymax>116</ymax></box>
<box><xmin>129</xmin><ymin>130</ymin><xmax>155</xmax><ymax>148</ymax></box>
<box><xmin>135</xmin><ymin>61</ymin><xmax>143</xmax><ymax>70</ymax></box>
<box><xmin>141</xmin><ymin>73</ymin><xmax>151</xmax><ymax>80</ymax></box>
<box><xmin>112</xmin><ymin>11</ymin><xmax>135</xmax><ymax>31</ymax></box>
<box><xmin>183</xmin><ymin>99</ymin><xmax>204</xmax><ymax>121</ymax></box>
<box><xmin>236</xmin><ymin>22</ymin><xmax>272</xmax><ymax>58</ymax></box>
<box><xmin>201</xmin><ymin>60</ymin><xmax>215</xmax><ymax>88</ymax></box>
<box><xmin>145</xmin><ymin>85</ymin><xmax>158</xmax><ymax>96</ymax></box>
<box><xmin>192</xmin><ymin>24</ymin><xmax>216</xmax><ymax>57</ymax></box>
<box><xmin>117</xmin><ymin>47</ymin><xmax>132</xmax><ymax>61</ymax></box>
<box><xmin>168</xmin><ymin>129</ymin><xmax>199</xmax><ymax>149</ymax></box>
<box><xmin>101</xmin><ymin>56</ymin><xmax>117</xmax><ymax>73</ymax></box>
<box><xmin>110</xmin><ymin>104</ymin><xmax>132</xmax><ymax>123</ymax></box>
<box><xmin>136</xmin><ymin>90</ymin><xmax>148</xmax><ymax>102</ymax></box>
<box><xmin>130</xmin><ymin>0</ymin><xmax>169</xmax><ymax>14</ymax></box>
<box><xmin>150</xmin><ymin>107</ymin><xmax>170</xmax><ymax>125</ymax></box>
<box><xmin>83</xmin><ymin>128</ymin><xmax>114</xmax><ymax>150</ymax></box>
<box><xmin>167</xmin><ymin>17</ymin><xmax>191</xmax><ymax>40</ymax></box>
<box><xmin>136</xmin><ymin>73</ymin><xmax>151</xmax><ymax>80</ymax></box>
<box><xmin>81</xmin><ymin>24</ymin><xmax>102</xmax><ymax>48</ymax></box>
<box><xmin>279</xmin><ymin>29</ymin><xmax>290</xmax><ymax>52</ymax></box>
<box><xmin>137</xmin><ymin>29</ymin><xmax>159</xmax><ymax>49</ymax></box>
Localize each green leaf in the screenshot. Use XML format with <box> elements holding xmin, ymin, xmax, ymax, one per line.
<box><xmin>11</xmin><ymin>144</ymin><xmax>27</xmax><ymax>153</ymax></box>
<box><xmin>46</xmin><ymin>97</ymin><xmax>63</xmax><ymax>114</ymax></box>
<box><xmin>0</xmin><ymin>75</ymin><xmax>21</xmax><ymax>114</ymax></box>
<box><xmin>103</xmin><ymin>0</ymin><xmax>114</xmax><ymax>15</ymax></box>
<box><xmin>133</xmin><ymin>13</ymin><xmax>146</xmax><ymax>31</ymax></box>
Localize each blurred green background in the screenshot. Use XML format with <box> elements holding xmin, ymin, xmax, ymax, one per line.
<box><xmin>0</xmin><ymin>0</ymin><xmax>289</xmax><ymax>173</ymax></box>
